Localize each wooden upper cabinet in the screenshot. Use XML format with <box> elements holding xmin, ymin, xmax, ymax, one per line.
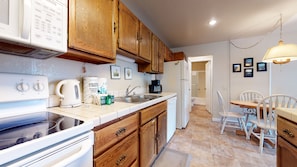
<box><xmin>158</xmin><ymin>39</ymin><xmax>165</xmax><ymax>73</ymax></box>
<box><xmin>138</xmin><ymin>33</ymin><xmax>166</xmax><ymax>73</ymax></box>
<box><xmin>164</xmin><ymin>46</ymin><xmax>173</xmax><ymax>62</ymax></box>
<box><xmin>138</xmin><ymin>22</ymin><xmax>151</xmax><ymax>61</ymax></box>
<box><xmin>172</xmin><ymin>51</ymin><xmax>185</xmax><ymax>61</ymax></box>
<box><xmin>61</xmin><ymin>0</ymin><xmax>117</xmax><ymax>63</ymax></box>
<box><xmin>151</xmin><ymin>34</ymin><xmax>159</xmax><ymax>72</ymax></box>
<box><xmin>118</xmin><ymin>2</ymin><xmax>139</xmax><ymax>55</ymax></box>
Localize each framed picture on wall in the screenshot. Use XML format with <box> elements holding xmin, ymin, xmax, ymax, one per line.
<box><xmin>244</xmin><ymin>58</ymin><xmax>253</xmax><ymax>67</ymax></box>
<box><xmin>244</xmin><ymin>68</ymin><xmax>253</xmax><ymax>77</ymax></box>
<box><xmin>232</xmin><ymin>63</ymin><xmax>241</xmax><ymax>72</ymax></box>
<box><xmin>257</xmin><ymin>62</ymin><xmax>267</xmax><ymax>72</ymax></box>
<box><xmin>124</xmin><ymin>67</ymin><xmax>132</xmax><ymax>80</ymax></box>
<box><xmin>110</xmin><ymin>65</ymin><xmax>121</xmax><ymax>79</ymax></box>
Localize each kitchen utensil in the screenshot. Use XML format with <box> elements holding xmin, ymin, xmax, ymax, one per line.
<box><xmin>55</xmin><ymin>79</ymin><xmax>82</xmax><ymax>107</ymax></box>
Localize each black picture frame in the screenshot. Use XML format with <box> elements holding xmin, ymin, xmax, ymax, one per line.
<box><xmin>244</xmin><ymin>58</ymin><xmax>253</xmax><ymax>67</ymax></box>
<box><xmin>110</xmin><ymin>65</ymin><xmax>121</xmax><ymax>79</ymax></box>
<box><xmin>244</xmin><ymin>68</ymin><xmax>253</xmax><ymax>77</ymax></box>
<box><xmin>232</xmin><ymin>64</ymin><xmax>241</xmax><ymax>72</ymax></box>
<box><xmin>257</xmin><ymin>62</ymin><xmax>267</xmax><ymax>72</ymax></box>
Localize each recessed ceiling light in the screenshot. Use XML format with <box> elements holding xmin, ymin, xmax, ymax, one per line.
<box><xmin>209</xmin><ymin>19</ymin><xmax>217</xmax><ymax>26</ymax></box>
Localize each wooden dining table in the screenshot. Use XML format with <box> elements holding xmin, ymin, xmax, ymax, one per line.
<box><xmin>230</xmin><ymin>100</ymin><xmax>275</xmax><ymax>147</ymax></box>
<box><xmin>230</xmin><ymin>100</ymin><xmax>258</xmax><ymax>109</ymax></box>
<box><xmin>230</xmin><ymin>100</ymin><xmax>275</xmax><ymax>118</ymax></box>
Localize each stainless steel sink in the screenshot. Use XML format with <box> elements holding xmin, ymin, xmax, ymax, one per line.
<box><xmin>115</xmin><ymin>94</ymin><xmax>162</xmax><ymax>103</ymax></box>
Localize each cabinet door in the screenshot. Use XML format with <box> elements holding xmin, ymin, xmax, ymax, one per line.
<box><xmin>164</xmin><ymin>46</ymin><xmax>172</xmax><ymax>62</ymax></box>
<box><xmin>157</xmin><ymin>111</ymin><xmax>167</xmax><ymax>153</ymax></box>
<box><xmin>139</xmin><ymin>22</ymin><xmax>151</xmax><ymax>61</ymax></box>
<box><xmin>151</xmin><ymin>34</ymin><xmax>159</xmax><ymax>72</ymax></box>
<box><xmin>118</xmin><ymin>2</ymin><xmax>139</xmax><ymax>55</ymax></box>
<box><xmin>277</xmin><ymin>136</ymin><xmax>297</xmax><ymax>167</ymax></box>
<box><xmin>158</xmin><ymin>40</ymin><xmax>165</xmax><ymax>73</ymax></box>
<box><xmin>68</xmin><ymin>0</ymin><xmax>116</xmax><ymax>59</ymax></box>
<box><xmin>140</xmin><ymin>118</ymin><xmax>157</xmax><ymax>167</ymax></box>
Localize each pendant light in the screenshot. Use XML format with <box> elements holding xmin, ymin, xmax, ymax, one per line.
<box><xmin>262</xmin><ymin>14</ymin><xmax>297</xmax><ymax>64</ymax></box>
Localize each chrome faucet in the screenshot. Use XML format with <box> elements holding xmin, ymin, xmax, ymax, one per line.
<box><xmin>126</xmin><ymin>85</ymin><xmax>140</xmax><ymax>96</ymax></box>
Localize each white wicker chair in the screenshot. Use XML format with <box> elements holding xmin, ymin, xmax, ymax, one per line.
<box><xmin>239</xmin><ymin>90</ymin><xmax>264</xmax><ymax>125</ymax></box>
<box><xmin>217</xmin><ymin>90</ymin><xmax>248</xmax><ymax>138</ymax></box>
<box><xmin>248</xmin><ymin>95</ymin><xmax>297</xmax><ymax>154</ymax></box>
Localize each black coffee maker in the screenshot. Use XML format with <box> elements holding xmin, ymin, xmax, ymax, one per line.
<box><xmin>149</xmin><ymin>80</ymin><xmax>162</xmax><ymax>93</ymax></box>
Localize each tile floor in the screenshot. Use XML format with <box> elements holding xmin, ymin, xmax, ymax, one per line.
<box><xmin>166</xmin><ymin>105</ymin><xmax>276</xmax><ymax>167</ymax></box>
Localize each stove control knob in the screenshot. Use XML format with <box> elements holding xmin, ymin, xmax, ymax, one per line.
<box><xmin>33</xmin><ymin>81</ymin><xmax>44</xmax><ymax>91</ymax></box>
<box><xmin>16</xmin><ymin>137</ymin><xmax>26</xmax><ymax>144</ymax></box>
<box><xmin>16</xmin><ymin>82</ymin><xmax>30</xmax><ymax>92</ymax></box>
<box><xmin>33</xmin><ymin>132</ymin><xmax>42</xmax><ymax>139</ymax></box>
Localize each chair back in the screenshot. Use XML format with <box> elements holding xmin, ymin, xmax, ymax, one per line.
<box><xmin>217</xmin><ymin>90</ymin><xmax>227</xmax><ymax>114</ymax></box>
<box><xmin>239</xmin><ymin>90</ymin><xmax>264</xmax><ymax>102</ymax></box>
<box><xmin>257</xmin><ymin>95</ymin><xmax>297</xmax><ymax>128</ymax></box>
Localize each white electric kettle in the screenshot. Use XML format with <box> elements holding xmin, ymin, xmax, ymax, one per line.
<box><xmin>55</xmin><ymin>79</ymin><xmax>82</xmax><ymax>107</ymax></box>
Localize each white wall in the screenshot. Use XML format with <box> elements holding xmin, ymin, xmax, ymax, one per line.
<box><xmin>0</xmin><ymin>53</ymin><xmax>152</xmax><ymax>100</ymax></box>
<box><xmin>172</xmin><ymin>18</ymin><xmax>297</xmax><ymax>120</ymax></box>
<box><xmin>229</xmin><ymin>36</ymin><xmax>271</xmax><ymax>99</ymax></box>
<box><xmin>172</xmin><ymin>41</ymin><xmax>230</xmax><ymax>119</ymax></box>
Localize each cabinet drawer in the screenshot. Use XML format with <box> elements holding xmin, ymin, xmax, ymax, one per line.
<box><xmin>140</xmin><ymin>101</ymin><xmax>167</xmax><ymax>125</ymax></box>
<box><xmin>94</xmin><ymin>113</ymin><xmax>139</xmax><ymax>156</ymax></box>
<box><xmin>94</xmin><ymin>131</ymin><xmax>138</xmax><ymax>167</ymax></box>
<box><xmin>130</xmin><ymin>160</ymin><xmax>138</xmax><ymax>167</ymax></box>
<box><xmin>277</xmin><ymin>116</ymin><xmax>297</xmax><ymax>147</ymax></box>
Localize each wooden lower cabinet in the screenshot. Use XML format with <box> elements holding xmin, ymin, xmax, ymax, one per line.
<box><xmin>140</xmin><ymin>118</ymin><xmax>157</xmax><ymax>167</ymax></box>
<box><xmin>130</xmin><ymin>160</ymin><xmax>139</xmax><ymax>167</ymax></box>
<box><xmin>93</xmin><ymin>113</ymin><xmax>138</xmax><ymax>156</ymax></box>
<box><xmin>277</xmin><ymin>116</ymin><xmax>297</xmax><ymax>167</ymax></box>
<box><xmin>93</xmin><ymin>113</ymin><xmax>139</xmax><ymax>167</ymax></box>
<box><xmin>139</xmin><ymin>101</ymin><xmax>167</xmax><ymax>167</ymax></box>
<box><xmin>277</xmin><ymin>136</ymin><xmax>297</xmax><ymax>167</ymax></box>
<box><xmin>93</xmin><ymin>101</ymin><xmax>168</xmax><ymax>167</ymax></box>
<box><xmin>157</xmin><ymin>111</ymin><xmax>167</xmax><ymax>153</ymax></box>
<box><xmin>94</xmin><ymin>131</ymin><xmax>138</xmax><ymax>167</ymax></box>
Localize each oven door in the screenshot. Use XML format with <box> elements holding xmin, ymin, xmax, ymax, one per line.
<box><xmin>4</xmin><ymin>131</ymin><xmax>94</xmax><ymax>167</ymax></box>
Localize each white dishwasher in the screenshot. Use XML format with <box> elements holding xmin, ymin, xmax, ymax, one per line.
<box><xmin>167</xmin><ymin>96</ymin><xmax>177</xmax><ymax>142</ymax></box>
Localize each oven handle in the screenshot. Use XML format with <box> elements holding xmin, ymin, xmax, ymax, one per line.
<box><xmin>52</xmin><ymin>140</ymin><xmax>93</xmax><ymax>167</ymax></box>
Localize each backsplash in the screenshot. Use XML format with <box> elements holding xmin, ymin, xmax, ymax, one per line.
<box><xmin>0</xmin><ymin>53</ymin><xmax>153</xmax><ymax>98</ymax></box>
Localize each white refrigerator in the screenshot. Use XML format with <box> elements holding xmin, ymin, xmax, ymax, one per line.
<box><xmin>159</xmin><ymin>60</ymin><xmax>191</xmax><ymax>129</ymax></box>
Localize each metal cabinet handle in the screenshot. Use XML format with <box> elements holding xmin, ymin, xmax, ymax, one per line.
<box><xmin>116</xmin><ymin>155</ymin><xmax>127</xmax><ymax>166</ymax></box>
<box><xmin>114</xmin><ymin>22</ymin><xmax>117</xmax><ymax>33</ymax></box>
<box><xmin>283</xmin><ymin>129</ymin><xmax>295</xmax><ymax>138</ymax></box>
<box><xmin>115</xmin><ymin>127</ymin><xmax>127</xmax><ymax>136</ymax></box>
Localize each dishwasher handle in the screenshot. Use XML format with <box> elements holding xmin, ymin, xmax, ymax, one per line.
<box><xmin>52</xmin><ymin>140</ymin><xmax>93</xmax><ymax>167</ymax></box>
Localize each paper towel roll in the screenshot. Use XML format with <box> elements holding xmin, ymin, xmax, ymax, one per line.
<box><xmin>83</xmin><ymin>77</ymin><xmax>99</xmax><ymax>103</ymax></box>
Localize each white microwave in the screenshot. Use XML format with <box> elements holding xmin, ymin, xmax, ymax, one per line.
<box><xmin>0</xmin><ymin>0</ymin><xmax>67</xmax><ymax>59</ymax></box>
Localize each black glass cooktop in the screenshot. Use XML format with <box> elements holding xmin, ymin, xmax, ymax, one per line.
<box><xmin>0</xmin><ymin>112</ymin><xmax>84</xmax><ymax>150</ymax></box>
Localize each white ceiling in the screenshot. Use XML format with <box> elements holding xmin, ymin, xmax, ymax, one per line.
<box><xmin>121</xmin><ymin>0</ymin><xmax>297</xmax><ymax>48</ymax></box>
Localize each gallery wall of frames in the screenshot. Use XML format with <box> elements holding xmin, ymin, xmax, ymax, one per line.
<box><xmin>232</xmin><ymin>57</ymin><xmax>267</xmax><ymax>77</ymax></box>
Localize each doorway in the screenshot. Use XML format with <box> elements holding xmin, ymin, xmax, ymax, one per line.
<box><xmin>188</xmin><ymin>56</ymin><xmax>213</xmax><ymax>114</ymax></box>
<box><xmin>191</xmin><ymin>63</ymin><xmax>206</xmax><ymax>105</ymax></box>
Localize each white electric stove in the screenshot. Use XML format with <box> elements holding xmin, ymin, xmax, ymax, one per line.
<box><xmin>0</xmin><ymin>73</ymin><xmax>94</xmax><ymax>166</ymax></box>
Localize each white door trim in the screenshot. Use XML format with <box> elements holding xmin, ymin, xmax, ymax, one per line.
<box><xmin>188</xmin><ymin>56</ymin><xmax>213</xmax><ymax>114</ymax></box>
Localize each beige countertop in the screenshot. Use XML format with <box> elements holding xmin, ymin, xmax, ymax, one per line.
<box><xmin>276</xmin><ymin>107</ymin><xmax>297</xmax><ymax>123</ymax></box>
<box><xmin>48</xmin><ymin>92</ymin><xmax>177</xmax><ymax>127</ymax></box>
